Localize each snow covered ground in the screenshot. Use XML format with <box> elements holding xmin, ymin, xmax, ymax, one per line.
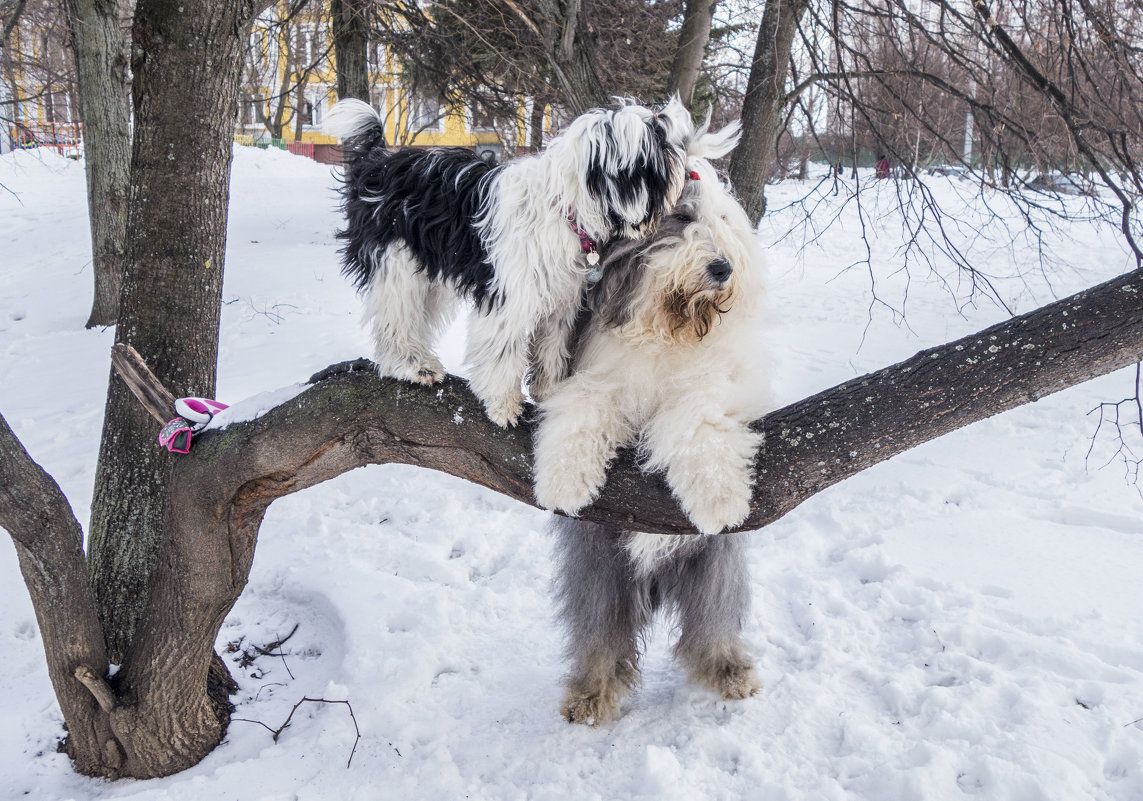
<box><xmin>1</xmin><ymin>146</ymin><xmax>1141</xmax><ymax>800</ymax></box>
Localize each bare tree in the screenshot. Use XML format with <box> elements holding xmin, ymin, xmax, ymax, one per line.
<box><xmin>667</xmin><ymin>0</ymin><xmax>718</xmax><ymax>106</ymax></box>
<box><xmin>728</xmin><ymin>0</ymin><xmax>809</xmax><ymax>222</ymax></box>
<box><xmin>87</xmin><ymin>0</ymin><xmax>272</xmax><ymax>669</ymax></box>
<box><xmin>240</xmin><ymin>0</ymin><xmax>332</xmax><ymax>140</ymax></box>
<box><xmin>331</xmin><ymin>0</ymin><xmax>368</xmax><ymax>101</ymax></box>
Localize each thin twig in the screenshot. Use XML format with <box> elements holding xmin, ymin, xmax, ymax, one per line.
<box><xmin>253</xmin><ymin>623</ymin><xmax>299</xmax><ymax>680</ymax></box>
<box><xmin>234</xmin><ymin>696</ymin><xmax>362</xmax><ymax>768</ymax></box>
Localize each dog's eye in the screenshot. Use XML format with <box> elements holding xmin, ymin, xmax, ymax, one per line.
<box><xmin>668</xmin><ymin>210</ymin><xmax>696</xmax><ymax>224</ymax></box>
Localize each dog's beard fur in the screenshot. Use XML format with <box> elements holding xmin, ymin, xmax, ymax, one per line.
<box><xmin>662</xmin><ymin>285</ymin><xmax>733</xmax><ymax>341</ymax></box>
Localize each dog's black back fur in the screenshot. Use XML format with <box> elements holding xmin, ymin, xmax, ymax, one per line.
<box><xmin>338</xmin><ymin>129</ymin><xmax>505</xmax><ymax>309</ymax></box>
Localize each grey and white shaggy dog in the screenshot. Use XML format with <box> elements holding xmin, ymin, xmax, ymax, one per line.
<box><xmin>533</xmin><ymin>166</ymin><xmax>767</xmax><ymax>724</ymax></box>
<box><xmin>552</xmin><ymin>519</ymin><xmax>757</xmax><ymax>725</ymax></box>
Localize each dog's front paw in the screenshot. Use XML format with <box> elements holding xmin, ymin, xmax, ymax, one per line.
<box><xmin>386</xmin><ymin>355</ymin><xmax>446</xmax><ymax>386</ymax></box>
<box><xmin>685</xmin><ymin>487</ymin><xmax>751</xmax><ymax>536</ymax></box>
<box><xmin>533</xmin><ymin>458</ymin><xmax>604</xmax><ymax>514</ymax></box>
<box><xmin>482</xmin><ymin>392</ymin><xmax>524</xmax><ymax>428</ymax></box>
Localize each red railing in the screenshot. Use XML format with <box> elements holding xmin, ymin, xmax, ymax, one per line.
<box><xmin>286</xmin><ymin>140</ymin><xmax>314</xmax><ymax>159</ymax></box>
<box><xmin>10</xmin><ymin>121</ymin><xmax>84</xmax><ymax>158</ymax></box>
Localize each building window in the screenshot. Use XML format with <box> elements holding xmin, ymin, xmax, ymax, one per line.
<box><xmin>298</xmin><ymin>91</ymin><xmax>326</xmax><ymax>128</ymax></box>
<box><xmin>371</xmin><ymin>86</ymin><xmax>388</xmax><ymax>118</ymax></box>
<box><xmin>468</xmin><ymin>100</ymin><xmax>501</xmax><ymax>133</ymax></box>
<box><xmin>297</xmin><ymin>22</ymin><xmax>325</xmax><ymax>67</ymax></box>
<box><xmin>409</xmin><ymin>93</ymin><xmax>444</xmax><ymax>133</ymax></box>
<box><xmin>43</xmin><ymin>92</ymin><xmax>72</xmax><ymax>124</ymax></box>
<box><xmin>240</xmin><ymin>94</ymin><xmax>265</xmax><ymax>127</ymax></box>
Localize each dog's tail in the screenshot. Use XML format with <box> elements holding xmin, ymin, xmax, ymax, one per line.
<box><xmin>324</xmin><ymin>99</ymin><xmax>387</xmax><ymax>161</ymax></box>
<box><xmin>688</xmin><ymin>111</ymin><xmax>742</xmax><ymax>161</ymax></box>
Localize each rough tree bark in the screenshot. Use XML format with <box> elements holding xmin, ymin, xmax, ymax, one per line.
<box><xmin>729</xmin><ymin>0</ymin><xmax>810</xmax><ymax>223</ymax></box>
<box><xmin>65</xmin><ymin>0</ymin><xmax>132</xmax><ymax>328</ymax></box>
<box><xmin>1</xmin><ymin>264</ymin><xmax>1140</xmax><ymax>779</ymax></box>
<box><xmin>0</xmin><ymin>417</ymin><xmax>115</xmax><ymax>777</ymax></box>
<box><xmin>87</xmin><ymin>0</ymin><xmax>265</xmax><ymax>662</ymax></box>
<box><xmin>331</xmin><ymin>0</ymin><xmax>369</xmax><ymax>102</ymax></box>
<box><xmin>667</xmin><ymin>0</ymin><xmax>718</xmax><ymax>106</ymax></box>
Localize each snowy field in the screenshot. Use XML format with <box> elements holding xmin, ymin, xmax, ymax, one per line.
<box><xmin>1</xmin><ymin>146</ymin><xmax>1141</xmax><ymax>800</ymax></box>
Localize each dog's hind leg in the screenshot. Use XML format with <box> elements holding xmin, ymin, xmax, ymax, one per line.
<box><xmin>527</xmin><ymin>301</ymin><xmax>583</xmax><ymax>403</ymax></box>
<box><xmin>553</xmin><ymin>518</ymin><xmax>650</xmax><ymax>725</ymax></box>
<box><xmin>669</xmin><ymin>533</ymin><xmax>760</xmax><ymax>701</ymax></box>
<box><xmin>363</xmin><ymin>243</ymin><xmax>451</xmax><ymax>385</ymax></box>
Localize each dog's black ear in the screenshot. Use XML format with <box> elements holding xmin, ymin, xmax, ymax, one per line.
<box><xmin>588</xmin><ymin>238</ymin><xmax>647</xmax><ymax>328</ymax></box>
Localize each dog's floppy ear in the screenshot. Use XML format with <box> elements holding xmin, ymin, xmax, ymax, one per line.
<box><xmin>689</xmin><ymin>110</ymin><xmax>741</xmax><ymax>160</ymax></box>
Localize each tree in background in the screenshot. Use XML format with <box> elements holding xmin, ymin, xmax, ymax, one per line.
<box><xmin>2</xmin><ymin>0</ymin><xmax>131</xmax><ymax>328</ymax></box>
<box><xmin>240</xmin><ymin>0</ymin><xmax>334</xmax><ymax>140</ymax></box>
<box><xmin>64</xmin><ymin>0</ymin><xmax>131</xmax><ymax>328</ymax></box>
<box><xmin>331</xmin><ymin>0</ymin><xmax>369</xmax><ymax>101</ymax></box>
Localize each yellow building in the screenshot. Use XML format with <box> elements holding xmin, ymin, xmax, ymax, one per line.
<box><xmin>237</xmin><ymin>3</ymin><xmax>532</xmax><ymax>162</ymax></box>
<box><xmin>1</xmin><ymin>9</ymin><xmax>83</xmax><ymax>155</ymax></box>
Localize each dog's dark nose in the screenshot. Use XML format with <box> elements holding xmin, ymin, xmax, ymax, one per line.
<box><xmin>706</xmin><ymin>257</ymin><xmax>733</xmax><ymax>283</ymax></box>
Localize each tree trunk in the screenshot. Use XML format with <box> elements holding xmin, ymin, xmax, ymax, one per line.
<box><xmin>728</xmin><ymin>0</ymin><xmax>809</xmax><ymax>223</ymax></box>
<box><xmin>87</xmin><ymin>0</ymin><xmax>255</xmax><ymax>664</ymax></box>
<box><xmin>667</xmin><ymin>0</ymin><xmax>717</xmax><ymax>107</ymax></box>
<box><xmin>65</xmin><ymin>0</ymin><xmax>132</xmax><ymax>329</ymax></box>
<box><xmin>331</xmin><ymin>0</ymin><xmax>369</xmax><ymax>102</ymax></box>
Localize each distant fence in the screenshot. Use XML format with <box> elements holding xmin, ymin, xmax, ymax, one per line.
<box><xmin>234</xmin><ymin>135</ymin><xmax>325</xmax><ymax>162</ymax></box>
<box><xmin>7</xmin><ymin>121</ymin><xmax>84</xmax><ymax>158</ymax></box>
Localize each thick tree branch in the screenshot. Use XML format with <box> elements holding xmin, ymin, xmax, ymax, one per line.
<box><xmin>68</xmin><ymin>265</ymin><xmax>1140</xmax><ymax>780</ymax></box>
<box><xmin>0</xmin><ymin>414</ymin><xmax>120</xmax><ymax>777</ymax></box>
<box><xmin>152</xmin><ymin>268</ymin><xmax>1143</xmax><ymax>540</ymax></box>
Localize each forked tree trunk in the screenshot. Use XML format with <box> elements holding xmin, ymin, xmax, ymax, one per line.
<box><xmin>729</xmin><ymin>0</ymin><xmax>810</xmax><ymax>223</ymax></box>
<box><xmin>87</xmin><ymin>0</ymin><xmax>260</xmax><ymax>662</ymax></box>
<box><xmin>0</xmin><ymin>417</ymin><xmax>114</xmax><ymax>777</ymax></box>
<box><xmin>65</xmin><ymin>0</ymin><xmax>132</xmax><ymax>328</ymax></box>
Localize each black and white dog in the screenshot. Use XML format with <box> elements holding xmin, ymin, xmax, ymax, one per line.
<box><xmin>325</xmin><ymin>97</ymin><xmax>740</xmax><ymax>426</ymax></box>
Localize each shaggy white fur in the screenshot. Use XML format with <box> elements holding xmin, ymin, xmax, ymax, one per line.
<box><xmin>533</xmin><ymin>161</ymin><xmax>767</xmax><ymax>572</ymax></box>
